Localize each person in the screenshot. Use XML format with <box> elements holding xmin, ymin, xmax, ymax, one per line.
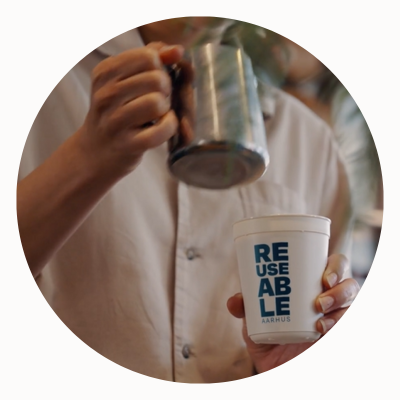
<box><xmin>17</xmin><ymin>17</ymin><xmax>360</xmax><ymax>383</ymax></box>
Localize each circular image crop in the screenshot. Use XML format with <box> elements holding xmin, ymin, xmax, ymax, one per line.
<box><xmin>17</xmin><ymin>16</ymin><xmax>382</xmax><ymax>383</ymax></box>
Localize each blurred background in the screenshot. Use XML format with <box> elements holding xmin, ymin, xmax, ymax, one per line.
<box><xmin>276</xmin><ymin>35</ymin><xmax>383</xmax><ymax>287</ymax></box>
<box><xmin>215</xmin><ymin>20</ymin><xmax>383</xmax><ymax>286</ymax></box>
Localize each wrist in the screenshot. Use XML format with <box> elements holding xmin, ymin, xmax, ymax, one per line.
<box><xmin>70</xmin><ymin>126</ymin><xmax>141</xmax><ymax>188</ymax></box>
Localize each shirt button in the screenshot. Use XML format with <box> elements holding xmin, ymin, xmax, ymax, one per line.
<box><xmin>186</xmin><ymin>248</ymin><xmax>196</xmax><ymax>260</ymax></box>
<box><xmin>182</xmin><ymin>344</ymin><xmax>191</xmax><ymax>359</ymax></box>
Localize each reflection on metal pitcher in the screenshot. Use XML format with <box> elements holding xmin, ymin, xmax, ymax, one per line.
<box><xmin>168</xmin><ymin>43</ymin><xmax>269</xmax><ymax>190</ymax></box>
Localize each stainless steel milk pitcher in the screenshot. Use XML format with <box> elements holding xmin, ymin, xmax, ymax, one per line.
<box><xmin>168</xmin><ymin>43</ymin><xmax>269</xmax><ymax>190</ymax></box>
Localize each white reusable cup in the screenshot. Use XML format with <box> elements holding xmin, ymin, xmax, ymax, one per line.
<box><xmin>233</xmin><ymin>214</ymin><xmax>331</xmax><ymax>345</ymax></box>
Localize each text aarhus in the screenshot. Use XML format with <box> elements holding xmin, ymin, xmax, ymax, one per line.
<box><xmin>255</xmin><ymin>242</ymin><xmax>291</xmax><ymax>318</ymax></box>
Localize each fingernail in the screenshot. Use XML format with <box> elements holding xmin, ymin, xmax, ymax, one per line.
<box><xmin>319</xmin><ymin>296</ymin><xmax>334</xmax><ymax>313</ymax></box>
<box><xmin>327</xmin><ymin>272</ymin><xmax>338</xmax><ymax>288</ymax></box>
<box><xmin>161</xmin><ymin>45</ymin><xmax>182</xmax><ymax>52</ymax></box>
<box><xmin>320</xmin><ymin>318</ymin><xmax>335</xmax><ymax>333</ymax></box>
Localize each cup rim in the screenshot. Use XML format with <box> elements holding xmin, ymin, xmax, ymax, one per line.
<box><xmin>232</xmin><ymin>214</ymin><xmax>331</xmax><ymax>239</ymax></box>
<box><xmin>233</xmin><ymin>214</ymin><xmax>331</xmax><ymax>227</ymax></box>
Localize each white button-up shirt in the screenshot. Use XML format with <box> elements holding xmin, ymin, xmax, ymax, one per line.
<box><xmin>19</xmin><ymin>29</ymin><xmax>350</xmax><ymax>383</ymax></box>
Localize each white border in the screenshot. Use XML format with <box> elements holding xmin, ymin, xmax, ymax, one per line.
<box><xmin>2</xmin><ymin>0</ymin><xmax>397</xmax><ymax>398</ymax></box>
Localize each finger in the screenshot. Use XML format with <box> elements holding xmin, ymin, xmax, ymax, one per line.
<box><xmin>109</xmin><ymin>92</ymin><xmax>171</xmax><ymax>131</ymax></box>
<box><xmin>92</xmin><ymin>47</ymin><xmax>163</xmax><ymax>91</ymax></box>
<box><xmin>316</xmin><ymin>307</ymin><xmax>348</xmax><ymax>334</ymax></box>
<box><xmin>93</xmin><ymin>70</ymin><xmax>172</xmax><ymax>116</ymax></box>
<box><xmin>158</xmin><ymin>45</ymin><xmax>185</xmax><ymax>65</ymax></box>
<box><xmin>109</xmin><ymin>70</ymin><xmax>174</xmax><ymax>109</ymax></box>
<box><xmin>118</xmin><ymin>69</ymin><xmax>172</xmax><ymax>99</ymax></box>
<box><xmin>322</xmin><ymin>254</ymin><xmax>350</xmax><ymax>289</ymax></box>
<box><xmin>146</xmin><ymin>42</ymin><xmax>185</xmax><ymax>66</ymax></box>
<box><xmin>316</xmin><ymin>278</ymin><xmax>360</xmax><ymax>314</ymax></box>
<box><xmin>129</xmin><ymin>110</ymin><xmax>178</xmax><ymax>151</ymax></box>
<box><xmin>226</xmin><ymin>293</ymin><xmax>245</xmax><ymax>319</ymax></box>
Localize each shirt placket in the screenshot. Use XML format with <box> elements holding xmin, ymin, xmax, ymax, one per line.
<box><xmin>173</xmin><ymin>181</ymin><xmax>194</xmax><ymax>382</ymax></box>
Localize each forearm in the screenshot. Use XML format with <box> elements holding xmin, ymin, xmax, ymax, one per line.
<box><xmin>17</xmin><ymin>44</ymin><xmax>183</xmax><ymax>278</ymax></box>
<box><xmin>17</xmin><ymin>130</ymin><xmax>122</xmax><ymax>278</ymax></box>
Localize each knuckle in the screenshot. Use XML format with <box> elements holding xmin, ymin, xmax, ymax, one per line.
<box><xmin>340</xmin><ymin>254</ymin><xmax>350</xmax><ymax>270</ymax></box>
<box><xmin>106</xmin><ymin>110</ymin><xmax>122</xmax><ymax>130</ymax></box>
<box><xmin>149</xmin><ymin>70</ymin><xmax>172</xmax><ymax>95</ymax></box>
<box><xmin>148</xmin><ymin>92</ymin><xmax>169</xmax><ymax>116</ymax></box>
<box><xmin>328</xmin><ymin>253</ymin><xmax>349</xmax><ymax>278</ymax></box>
<box><xmin>161</xmin><ymin>112</ymin><xmax>178</xmax><ymax>137</ymax></box>
<box><xmin>146</xmin><ymin>113</ymin><xmax>177</xmax><ymax>149</ymax></box>
<box><xmin>91</xmin><ymin>65</ymin><xmax>104</xmax><ymax>83</ymax></box>
<box><xmin>92</xmin><ymin>58</ymin><xmax>115</xmax><ymax>85</ymax></box>
<box><xmin>344</xmin><ymin>279</ymin><xmax>360</xmax><ymax>302</ymax></box>
<box><xmin>92</xmin><ymin>86</ymin><xmax>118</xmax><ymax>111</ymax></box>
<box><xmin>140</xmin><ymin>47</ymin><xmax>161</xmax><ymax>69</ymax></box>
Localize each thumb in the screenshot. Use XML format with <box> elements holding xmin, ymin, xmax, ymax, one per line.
<box><xmin>227</xmin><ymin>293</ymin><xmax>245</xmax><ymax>319</ymax></box>
<box><xmin>149</xmin><ymin>43</ymin><xmax>185</xmax><ymax>65</ymax></box>
<box><xmin>159</xmin><ymin>45</ymin><xmax>184</xmax><ymax>65</ymax></box>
